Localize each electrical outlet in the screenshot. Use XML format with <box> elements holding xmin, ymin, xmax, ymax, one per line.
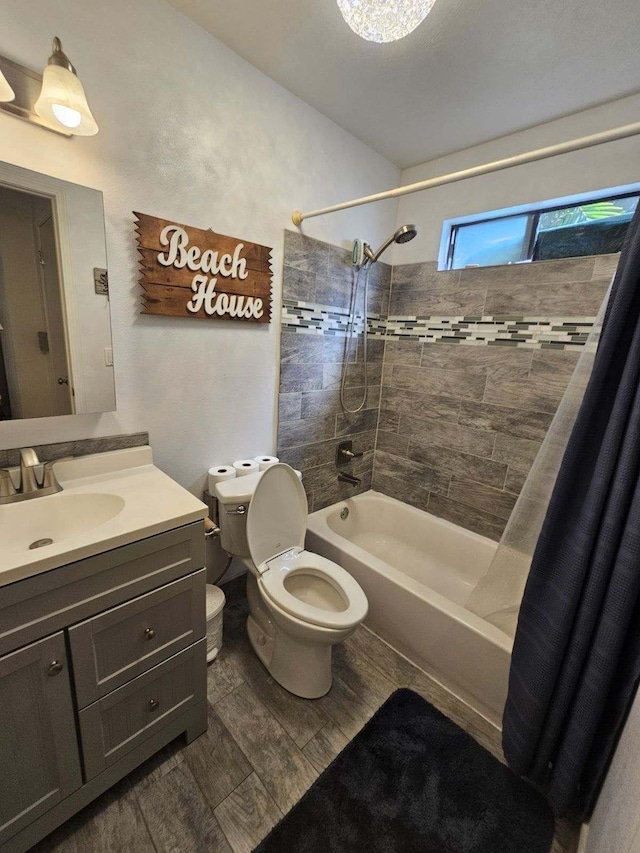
<box><xmin>104</xmin><ymin>347</ymin><xmax>113</xmax><ymax>367</ymax></box>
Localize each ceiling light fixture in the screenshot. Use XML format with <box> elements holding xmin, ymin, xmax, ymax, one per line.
<box><xmin>0</xmin><ymin>68</ymin><xmax>15</xmax><ymax>103</ymax></box>
<box><xmin>337</xmin><ymin>0</ymin><xmax>436</xmax><ymax>43</ymax></box>
<box><xmin>34</xmin><ymin>37</ymin><xmax>98</xmax><ymax>135</ymax></box>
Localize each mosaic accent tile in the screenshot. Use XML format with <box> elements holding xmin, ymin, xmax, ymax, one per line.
<box><xmin>282</xmin><ymin>300</ymin><xmax>386</xmax><ymax>339</ymax></box>
<box><xmin>385</xmin><ymin>315</ymin><xmax>596</xmax><ymax>350</ymax></box>
<box><xmin>282</xmin><ymin>300</ymin><xmax>596</xmax><ymax>351</ymax></box>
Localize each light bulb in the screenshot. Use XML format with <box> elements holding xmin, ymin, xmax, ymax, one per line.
<box><xmin>52</xmin><ymin>103</ymin><xmax>82</xmax><ymax>128</ymax></box>
<box><xmin>0</xmin><ymin>68</ymin><xmax>14</xmax><ymax>103</ymax></box>
<box><xmin>337</xmin><ymin>0</ymin><xmax>437</xmax><ymax>43</ymax></box>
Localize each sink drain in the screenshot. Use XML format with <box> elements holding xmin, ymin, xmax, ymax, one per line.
<box><xmin>29</xmin><ymin>538</ymin><xmax>54</xmax><ymax>550</ymax></box>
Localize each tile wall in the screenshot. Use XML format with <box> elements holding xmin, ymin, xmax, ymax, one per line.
<box><xmin>277</xmin><ymin>231</ymin><xmax>390</xmax><ymax>511</ymax></box>
<box><xmin>374</xmin><ymin>254</ymin><xmax>617</xmax><ymax>539</ymax></box>
<box><xmin>0</xmin><ymin>432</ymin><xmax>149</xmax><ymax>467</ymax></box>
<box><xmin>277</xmin><ymin>229</ymin><xmax>618</xmax><ymax>538</ymax></box>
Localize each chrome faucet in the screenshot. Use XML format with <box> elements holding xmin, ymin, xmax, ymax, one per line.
<box><xmin>20</xmin><ymin>448</ymin><xmax>41</xmax><ymax>494</ymax></box>
<box><xmin>0</xmin><ymin>448</ymin><xmax>66</xmax><ymax>505</ymax></box>
<box><xmin>338</xmin><ymin>471</ymin><xmax>361</xmax><ymax>487</ymax></box>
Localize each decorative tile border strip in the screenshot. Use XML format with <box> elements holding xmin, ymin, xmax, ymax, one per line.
<box><xmin>281</xmin><ymin>300</ymin><xmax>596</xmax><ymax>350</ymax></box>
<box><xmin>386</xmin><ymin>315</ymin><xmax>596</xmax><ymax>349</ymax></box>
<box><xmin>282</xmin><ymin>300</ymin><xmax>387</xmax><ymax>338</ymax></box>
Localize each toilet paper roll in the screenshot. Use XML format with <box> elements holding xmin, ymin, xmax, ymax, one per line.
<box><xmin>254</xmin><ymin>455</ymin><xmax>279</xmax><ymax>471</ymax></box>
<box><xmin>208</xmin><ymin>466</ymin><xmax>236</xmax><ymax>493</ymax></box>
<box><xmin>233</xmin><ymin>459</ymin><xmax>260</xmax><ymax>477</ymax></box>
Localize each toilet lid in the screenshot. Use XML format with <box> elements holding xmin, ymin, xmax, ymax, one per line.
<box><xmin>246</xmin><ymin>463</ymin><xmax>308</xmax><ymax>568</ymax></box>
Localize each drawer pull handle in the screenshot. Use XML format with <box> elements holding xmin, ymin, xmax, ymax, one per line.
<box><xmin>148</xmin><ymin>699</ymin><xmax>160</xmax><ymax>712</ymax></box>
<box><xmin>48</xmin><ymin>660</ymin><xmax>64</xmax><ymax>676</ymax></box>
<box><xmin>144</xmin><ymin>627</ymin><xmax>156</xmax><ymax>640</ymax></box>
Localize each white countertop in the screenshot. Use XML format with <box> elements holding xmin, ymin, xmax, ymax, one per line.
<box><xmin>0</xmin><ymin>446</ymin><xmax>207</xmax><ymax>588</ymax></box>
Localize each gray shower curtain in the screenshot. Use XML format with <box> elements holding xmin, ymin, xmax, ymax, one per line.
<box><xmin>503</xmin><ymin>206</ymin><xmax>640</xmax><ymax>818</ymax></box>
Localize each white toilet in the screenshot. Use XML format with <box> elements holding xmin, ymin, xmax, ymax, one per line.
<box><xmin>215</xmin><ymin>463</ymin><xmax>368</xmax><ymax>698</ymax></box>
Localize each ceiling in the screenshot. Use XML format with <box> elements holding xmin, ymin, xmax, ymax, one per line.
<box><xmin>167</xmin><ymin>0</ymin><xmax>640</xmax><ymax>169</ymax></box>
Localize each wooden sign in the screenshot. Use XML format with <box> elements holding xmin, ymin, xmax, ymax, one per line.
<box><xmin>135</xmin><ymin>212</ymin><xmax>272</xmax><ymax>324</ymax></box>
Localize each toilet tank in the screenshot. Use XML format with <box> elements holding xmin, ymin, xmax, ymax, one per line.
<box><xmin>214</xmin><ymin>474</ymin><xmax>259</xmax><ymax>558</ymax></box>
<box><xmin>214</xmin><ymin>467</ymin><xmax>303</xmax><ymax>559</ymax></box>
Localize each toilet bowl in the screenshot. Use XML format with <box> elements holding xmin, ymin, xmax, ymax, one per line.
<box><xmin>215</xmin><ymin>463</ymin><xmax>368</xmax><ymax>698</ymax></box>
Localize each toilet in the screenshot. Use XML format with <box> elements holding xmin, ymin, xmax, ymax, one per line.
<box><xmin>215</xmin><ymin>463</ymin><xmax>368</xmax><ymax>698</ymax></box>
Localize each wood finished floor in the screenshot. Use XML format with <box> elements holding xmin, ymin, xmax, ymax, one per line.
<box><xmin>33</xmin><ymin>599</ymin><xmax>579</xmax><ymax>853</ymax></box>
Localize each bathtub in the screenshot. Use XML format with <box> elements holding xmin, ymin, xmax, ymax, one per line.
<box><xmin>306</xmin><ymin>490</ymin><xmax>513</xmax><ymax>726</ymax></box>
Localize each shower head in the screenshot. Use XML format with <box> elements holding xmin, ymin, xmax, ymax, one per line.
<box><xmin>394</xmin><ymin>224</ymin><xmax>418</xmax><ymax>244</ymax></box>
<box><xmin>365</xmin><ymin>224</ymin><xmax>418</xmax><ymax>263</ymax></box>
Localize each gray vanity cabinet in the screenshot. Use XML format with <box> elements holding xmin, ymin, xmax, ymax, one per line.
<box><xmin>0</xmin><ymin>521</ymin><xmax>207</xmax><ymax>853</ymax></box>
<box><xmin>0</xmin><ymin>632</ymin><xmax>82</xmax><ymax>847</ymax></box>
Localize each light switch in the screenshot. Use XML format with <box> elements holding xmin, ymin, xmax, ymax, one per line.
<box><xmin>104</xmin><ymin>347</ymin><xmax>113</xmax><ymax>367</ymax></box>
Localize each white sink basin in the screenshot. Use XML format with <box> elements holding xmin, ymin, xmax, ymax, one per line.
<box><xmin>0</xmin><ymin>446</ymin><xmax>207</xmax><ymax>588</ymax></box>
<box><xmin>0</xmin><ymin>492</ymin><xmax>126</xmax><ymax>553</ymax></box>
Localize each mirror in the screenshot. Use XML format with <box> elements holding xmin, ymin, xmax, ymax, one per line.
<box><xmin>0</xmin><ymin>162</ymin><xmax>115</xmax><ymax>420</ymax></box>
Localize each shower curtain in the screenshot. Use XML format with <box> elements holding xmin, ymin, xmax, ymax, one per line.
<box><xmin>484</xmin><ymin>206</ymin><xmax>640</xmax><ymax>818</ymax></box>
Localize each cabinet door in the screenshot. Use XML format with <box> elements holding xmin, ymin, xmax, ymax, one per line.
<box><xmin>0</xmin><ymin>632</ymin><xmax>82</xmax><ymax>846</ymax></box>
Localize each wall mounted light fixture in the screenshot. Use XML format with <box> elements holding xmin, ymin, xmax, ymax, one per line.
<box><xmin>35</xmin><ymin>38</ymin><xmax>98</xmax><ymax>135</ymax></box>
<box><xmin>0</xmin><ymin>37</ymin><xmax>98</xmax><ymax>136</ymax></box>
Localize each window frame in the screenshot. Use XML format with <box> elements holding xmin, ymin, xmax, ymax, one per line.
<box><xmin>443</xmin><ymin>188</ymin><xmax>640</xmax><ymax>271</ymax></box>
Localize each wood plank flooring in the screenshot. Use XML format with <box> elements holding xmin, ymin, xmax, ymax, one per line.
<box><xmin>32</xmin><ymin>597</ymin><xmax>580</xmax><ymax>853</ymax></box>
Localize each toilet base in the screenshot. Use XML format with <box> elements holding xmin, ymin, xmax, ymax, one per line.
<box><xmin>247</xmin><ymin>612</ymin><xmax>333</xmax><ymax>699</ymax></box>
<box><xmin>245</xmin><ymin>574</ymin><xmax>334</xmax><ymax>699</ymax></box>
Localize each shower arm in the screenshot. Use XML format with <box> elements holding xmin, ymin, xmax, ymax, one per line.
<box><xmin>364</xmin><ymin>235</ymin><xmax>393</xmax><ymax>264</ymax></box>
<box><xmin>291</xmin><ymin>121</ymin><xmax>640</xmax><ymax>226</ymax></box>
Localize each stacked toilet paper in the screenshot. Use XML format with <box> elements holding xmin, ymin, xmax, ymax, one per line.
<box><xmin>207</xmin><ymin>465</ymin><xmax>236</xmax><ymax>493</ymax></box>
<box><xmin>254</xmin><ymin>455</ymin><xmax>279</xmax><ymax>471</ymax></box>
<box><xmin>207</xmin><ymin>456</ymin><xmax>279</xmax><ymax>492</ymax></box>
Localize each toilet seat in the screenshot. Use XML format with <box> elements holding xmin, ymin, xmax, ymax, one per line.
<box><xmin>246</xmin><ymin>464</ymin><xmax>368</xmax><ymax>631</ymax></box>
<box><xmin>258</xmin><ymin>548</ymin><xmax>368</xmax><ymax>630</ymax></box>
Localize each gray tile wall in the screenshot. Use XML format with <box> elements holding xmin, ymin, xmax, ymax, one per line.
<box><xmin>0</xmin><ymin>432</ymin><xmax>149</xmax><ymax>468</ymax></box>
<box><xmin>374</xmin><ymin>254</ymin><xmax>616</xmax><ymax>540</ymax></box>
<box><xmin>276</xmin><ymin>232</ymin><xmax>618</xmax><ymax>541</ymax></box>
<box><xmin>277</xmin><ymin>231</ymin><xmax>390</xmax><ymax>511</ymax></box>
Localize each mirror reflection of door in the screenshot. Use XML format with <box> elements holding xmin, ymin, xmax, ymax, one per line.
<box><xmin>36</xmin><ymin>211</ymin><xmax>73</xmax><ymax>415</ymax></box>
<box><xmin>0</xmin><ymin>186</ymin><xmax>73</xmax><ymax>419</ymax></box>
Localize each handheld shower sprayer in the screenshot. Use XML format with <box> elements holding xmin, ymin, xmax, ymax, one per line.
<box><xmin>341</xmin><ymin>225</ymin><xmax>418</xmax><ymax>414</ymax></box>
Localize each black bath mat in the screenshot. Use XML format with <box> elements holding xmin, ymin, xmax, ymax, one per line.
<box><xmin>254</xmin><ymin>688</ymin><xmax>554</xmax><ymax>853</ymax></box>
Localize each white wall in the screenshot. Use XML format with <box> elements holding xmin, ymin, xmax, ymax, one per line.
<box><xmin>586</xmin><ymin>694</ymin><xmax>640</xmax><ymax>853</ymax></box>
<box><xmin>0</xmin><ymin>0</ymin><xmax>399</xmax><ymax>492</ymax></box>
<box><xmin>393</xmin><ymin>93</ymin><xmax>640</xmax><ymax>265</ymax></box>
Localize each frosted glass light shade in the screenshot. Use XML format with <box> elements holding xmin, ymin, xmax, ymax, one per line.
<box><xmin>0</xmin><ymin>69</ymin><xmax>15</xmax><ymax>103</ymax></box>
<box><xmin>337</xmin><ymin>0</ymin><xmax>436</xmax><ymax>42</ymax></box>
<box><xmin>34</xmin><ymin>64</ymin><xmax>98</xmax><ymax>136</ymax></box>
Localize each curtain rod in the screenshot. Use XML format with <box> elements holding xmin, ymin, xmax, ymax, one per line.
<box><xmin>291</xmin><ymin>121</ymin><xmax>640</xmax><ymax>226</ymax></box>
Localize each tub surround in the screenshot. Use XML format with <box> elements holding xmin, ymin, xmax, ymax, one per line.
<box><xmin>277</xmin><ymin>230</ymin><xmax>391</xmax><ymax>511</ymax></box>
<box><xmin>277</xmin><ymin>230</ymin><xmax>617</xmax><ymax>538</ymax></box>
<box><xmin>375</xmin><ymin>253</ymin><xmax>615</xmax><ymax>539</ymax></box>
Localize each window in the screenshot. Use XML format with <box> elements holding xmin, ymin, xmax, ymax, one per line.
<box><xmin>445</xmin><ymin>191</ymin><xmax>639</xmax><ymax>271</ymax></box>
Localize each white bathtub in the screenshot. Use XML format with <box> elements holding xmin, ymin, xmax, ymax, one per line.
<box><xmin>306</xmin><ymin>490</ymin><xmax>513</xmax><ymax>726</ymax></box>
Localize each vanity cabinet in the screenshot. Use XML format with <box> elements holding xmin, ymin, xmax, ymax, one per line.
<box><xmin>0</xmin><ymin>633</ymin><xmax>81</xmax><ymax>847</ymax></box>
<box><xmin>0</xmin><ymin>521</ymin><xmax>207</xmax><ymax>853</ymax></box>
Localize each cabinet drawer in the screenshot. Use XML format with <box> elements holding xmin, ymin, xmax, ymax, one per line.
<box><xmin>0</xmin><ymin>523</ymin><xmax>204</xmax><ymax>657</ymax></box>
<box><xmin>79</xmin><ymin>638</ymin><xmax>206</xmax><ymax>780</ymax></box>
<box><xmin>69</xmin><ymin>569</ymin><xmax>206</xmax><ymax>708</ymax></box>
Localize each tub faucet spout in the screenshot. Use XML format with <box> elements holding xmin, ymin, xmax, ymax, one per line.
<box><xmin>338</xmin><ymin>472</ymin><xmax>361</xmax><ymax>487</ymax></box>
